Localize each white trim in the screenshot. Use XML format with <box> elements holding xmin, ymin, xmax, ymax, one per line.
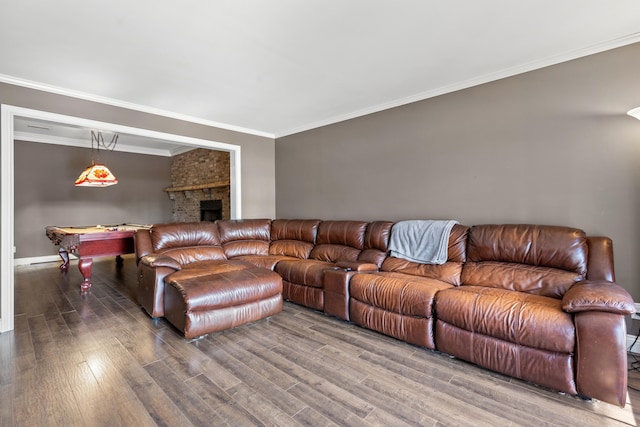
<box><xmin>169</xmin><ymin>145</ymin><xmax>198</xmax><ymax>157</ymax></box>
<box><xmin>0</xmin><ymin>74</ymin><xmax>275</xmax><ymax>140</ymax></box>
<box><xmin>1</xmin><ymin>105</ymin><xmax>243</xmax><ymax>332</ymax></box>
<box><xmin>275</xmin><ymin>33</ymin><xmax>640</xmax><ymax>138</ymax></box>
<box><xmin>14</xmin><ymin>255</ymin><xmax>76</xmax><ymax>267</ymax></box>
<box><xmin>628</xmin><ymin>107</ymin><xmax>640</xmax><ymax>121</ymax></box>
<box><xmin>229</xmin><ymin>149</ymin><xmax>241</xmax><ymax>220</ymax></box>
<box><xmin>14</xmin><ymin>131</ymin><xmax>177</xmax><ymax>157</ymax></box>
<box><xmin>628</xmin><ymin>333</ymin><xmax>640</xmax><ymax>354</ymax></box>
<box><xmin>0</xmin><ymin>105</ymin><xmax>14</xmax><ymax>333</ymax></box>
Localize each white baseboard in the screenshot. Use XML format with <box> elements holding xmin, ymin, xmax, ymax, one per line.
<box><xmin>14</xmin><ymin>254</ymin><xmax>77</xmax><ymax>267</ymax></box>
<box><xmin>627</xmin><ymin>333</ymin><xmax>640</xmax><ymax>354</ymax></box>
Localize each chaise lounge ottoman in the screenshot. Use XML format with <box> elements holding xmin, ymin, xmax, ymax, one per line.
<box><xmin>163</xmin><ymin>266</ymin><xmax>283</xmax><ymax>339</ymax></box>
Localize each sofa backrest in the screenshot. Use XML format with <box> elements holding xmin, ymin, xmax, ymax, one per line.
<box><xmin>309</xmin><ymin>220</ymin><xmax>368</xmax><ymax>262</ymax></box>
<box><xmin>380</xmin><ymin>224</ymin><xmax>469</xmax><ymax>286</ymax></box>
<box><xmin>461</xmin><ymin>224</ymin><xmax>588</xmax><ymax>298</ymax></box>
<box><xmin>149</xmin><ymin>222</ymin><xmax>226</xmax><ymax>264</ymax></box>
<box><xmin>217</xmin><ymin>218</ymin><xmax>272</xmax><ymax>258</ymax></box>
<box><xmin>269</xmin><ymin>219</ymin><xmax>321</xmax><ymax>259</ymax></box>
<box><xmin>358</xmin><ymin>221</ymin><xmax>394</xmax><ymax>267</ymax></box>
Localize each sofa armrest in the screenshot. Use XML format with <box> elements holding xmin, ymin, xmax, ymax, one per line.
<box><xmin>573</xmin><ymin>311</ymin><xmax>628</xmax><ymax>406</ymax></box>
<box><xmin>134</xmin><ymin>229</ymin><xmax>154</xmax><ymax>263</ymax></box>
<box><xmin>140</xmin><ymin>254</ymin><xmax>182</xmax><ymax>271</ymax></box>
<box><xmin>335</xmin><ymin>260</ymin><xmax>378</xmax><ymax>272</ymax></box>
<box><xmin>562</xmin><ymin>280</ymin><xmax>635</xmax><ymax>315</ymax></box>
<box><xmin>324</xmin><ymin>268</ymin><xmax>361</xmax><ymax>321</ymax></box>
<box><xmin>137</xmin><ymin>261</ymin><xmax>177</xmax><ymax>318</ymax></box>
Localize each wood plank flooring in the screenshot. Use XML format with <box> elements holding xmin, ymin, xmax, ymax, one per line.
<box><xmin>3</xmin><ymin>255</ymin><xmax>640</xmax><ymax>426</ymax></box>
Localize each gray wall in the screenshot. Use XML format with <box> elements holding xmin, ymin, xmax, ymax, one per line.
<box><xmin>276</xmin><ymin>42</ymin><xmax>640</xmax><ymax>301</ymax></box>
<box><xmin>15</xmin><ymin>140</ymin><xmax>173</xmax><ymax>258</ymax></box>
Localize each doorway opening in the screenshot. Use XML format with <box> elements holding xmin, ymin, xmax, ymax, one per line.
<box><xmin>0</xmin><ymin>104</ymin><xmax>242</xmax><ymax>332</ymax></box>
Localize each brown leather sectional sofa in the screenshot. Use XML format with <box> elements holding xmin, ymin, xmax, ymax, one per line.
<box><xmin>134</xmin><ymin>218</ymin><xmax>635</xmax><ymax>407</ymax></box>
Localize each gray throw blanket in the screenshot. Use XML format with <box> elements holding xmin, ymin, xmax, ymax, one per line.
<box><xmin>388</xmin><ymin>220</ymin><xmax>458</xmax><ymax>265</ymax></box>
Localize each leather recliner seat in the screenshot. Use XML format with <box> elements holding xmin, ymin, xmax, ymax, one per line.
<box><xmin>274</xmin><ymin>220</ymin><xmax>368</xmax><ymax>311</ymax></box>
<box><xmin>346</xmin><ymin>224</ymin><xmax>469</xmax><ymax>348</ymax></box>
<box><xmin>434</xmin><ymin>224</ymin><xmax>630</xmax><ymax>406</ymax></box>
<box><xmin>136</xmin><ymin>221</ymin><xmax>230</xmax><ymax>317</ymax></box>
<box><xmin>135</xmin><ymin>221</ymin><xmax>283</xmax><ymax>338</ymax></box>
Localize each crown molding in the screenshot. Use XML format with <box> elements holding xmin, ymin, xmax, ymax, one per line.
<box><xmin>275</xmin><ymin>33</ymin><xmax>640</xmax><ymax>138</ymax></box>
<box><xmin>0</xmin><ymin>74</ymin><xmax>275</xmax><ymax>140</ymax></box>
<box><xmin>14</xmin><ymin>131</ymin><xmax>178</xmax><ymax>157</ymax></box>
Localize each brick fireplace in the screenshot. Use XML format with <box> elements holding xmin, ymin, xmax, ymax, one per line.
<box><xmin>165</xmin><ymin>148</ymin><xmax>231</xmax><ymax>222</ymax></box>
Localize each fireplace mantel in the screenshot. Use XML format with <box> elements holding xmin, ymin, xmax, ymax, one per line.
<box><xmin>164</xmin><ymin>180</ymin><xmax>230</xmax><ymax>199</ymax></box>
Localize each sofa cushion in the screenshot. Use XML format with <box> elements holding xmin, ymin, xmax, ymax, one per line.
<box><xmin>232</xmin><ymin>254</ymin><xmax>300</xmax><ymax>271</ymax></box>
<box><xmin>223</xmin><ymin>240</ymin><xmax>270</xmax><ymax>258</ymax></box>
<box><xmin>466</xmin><ymin>224</ymin><xmax>588</xmax><ymax>272</ymax></box>
<box><xmin>350</xmin><ymin>273</ymin><xmax>452</xmax><ymax>318</ymax></box>
<box><xmin>159</xmin><ymin>246</ymin><xmax>226</xmax><ymax>265</ymax></box>
<box><xmin>218</xmin><ymin>218</ymin><xmax>272</xmax><ymax>242</ymax></box>
<box><xmin>275</xmin><ymin>259</ymin><xmax>335</xmax><ymax>288</ymax></box>
<box><xmin>380</xmin><ymin>257</ymin><xmax>464</xmax><ymax>286</ymax></box>
<box><xmin>151</xmin><ymin>222</ymin><xmax>221</xmax><ymax>251</ymax></box>
<box><xmin>435</xmin><ymin>286</ymin><xmax>575</xmax><ymax>353</ymax></box>
<box><xmin>269</xmin><ymin>240</ymin><xmax>314</xmax><ymax>259</ymax></box>
<box><xmin>463</xmin><ymin>224</ymin><xmax>588</xmax><ymax>297</ymax></box>
<box><xmin>461</xmin><ymin>262</ymin><xmax>583</xmax><ymax>299</ymax></box>
<box><xmin>308</xmin><ymin>221</ymin><xmax>368</xmax><ymax>262</ymax></box>
<box><xmin>316</xmin><ymin>220</ymin><xmax>368</xmax><ymax>248</ymax></box>
<box><xmin>271</xmin><ymin>219</ymin><xmax>321</xmax><ymax>243</ymax></box>
<box><xmin>310</xmin><ymin>244</ymin><xmax>361</xmax><ymax>262</ymax></box>
<box><xmin>269</xmin><ymin>219</ymin><xmax>320</xmax><ymax>259</ymax></box>
<box><xmin>166</xmin><ymin>267</ymin><xmax>282</xmax><ymax>312</ymax></box>
<box><xmin>380</xmin><ymin>224</ymin><xmax>469</xmax><ymax>286</ymax></box>
<box><xmin>218</xmin><ymin>219</ymin><xmax>271</xmax><ymax>257</ymax></box>
<box><xmin>166</xmin><ymin>259</ymin><xmax>254</xmax><ymax>283</ymax></box>
<box><xmin>358</xmin><ymin>221</ymin><xmax>394</xmax><ymax>267</ymax></box>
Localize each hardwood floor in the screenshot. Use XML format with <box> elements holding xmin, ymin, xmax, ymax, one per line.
<box><xmin>3</xmin><ymin>255</ymin><xmax>640</xmax><ymax>426</ymax></box>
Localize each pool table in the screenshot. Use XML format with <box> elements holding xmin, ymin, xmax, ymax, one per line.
<box><xmin>45</xmin><ymin>224</ymin><xmax>151</xmax><ymax>291</ymax></box>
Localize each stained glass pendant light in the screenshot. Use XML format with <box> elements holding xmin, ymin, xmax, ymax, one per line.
<box><xmin>74</xmin><ymin>162</ymin><xmax>118</xmax><ymax>187</ymax></box>
<box><xmin>75</xmin><ymin>131</ymin><xmax>119</xmax><ymax>187</ymax></box>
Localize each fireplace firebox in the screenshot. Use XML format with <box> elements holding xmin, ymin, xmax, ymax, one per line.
<box><xmin>200</xmin><ymin>200</ymin><xmax>223</xmax><ymax>222</ymax></box>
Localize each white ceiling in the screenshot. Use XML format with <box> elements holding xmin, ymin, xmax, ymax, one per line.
<box><xmin>2</xmin><ymin>1</ymin><xmax>640</xmax><ymax>139</ymax></box>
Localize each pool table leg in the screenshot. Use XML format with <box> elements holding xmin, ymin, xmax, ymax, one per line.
<box><xmin>78</xmin><ymin>257</ymin><xmax>93</xmax><ymax>291</ymax></box>
<box><xmin>58</xmin><ymin>248</ymin><xmax>70</xmax><ymax>271</ymax></box>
